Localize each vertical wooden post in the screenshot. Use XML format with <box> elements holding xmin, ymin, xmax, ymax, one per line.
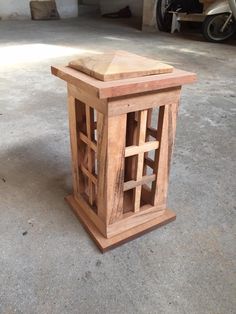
<box><xmin>67</xmin><ymin>92</ymin><xmax>86</xmax><ymax>197</ymax></box>
<box><xmin>97</xmin><ymin>112</ymin><xmax>127</xmax><ymax>225</ymax></box>
<box><xmin>143</xmin><ymin>108</ymin><xmax>153</xmax><ymax>175</ymax></box>
<box><xmin>152</xmin><ymin>103</ymin><xmax>179</xmax><ymax>208</ymax></box>
<box><xmin>134</xmin><ymin>110</ymin><xmax>148</xmax><ymax>212</ymax></box>
<box><xmin>107</xmin><ymin>114</ymin><xmax>127</xmax><ymax>224</ymax></box>
<box><xmin>125</xmin><ymin>112</ymin><xmax>137</xmax><ymax>182</ymax></box>
<box><xmin>96</xmin><ymin>112</ymin><xmax>107</xmax><ymax>221</ymax></box>
<box><xmin>85</xmin><ymin>105</ymin><xmax>95</xmax><ymax>205</ymax></box>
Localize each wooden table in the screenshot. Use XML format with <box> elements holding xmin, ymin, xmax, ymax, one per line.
<box><xmin>51</xmin><ymin>53</ymin><xmax>196</xmax><ymax>252</ymax></box>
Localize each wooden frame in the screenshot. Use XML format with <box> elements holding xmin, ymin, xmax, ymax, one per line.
<box><xmin>52</xmin><ymin>65</ymin><xmax>196</xmax><ymax>252</ymax></box>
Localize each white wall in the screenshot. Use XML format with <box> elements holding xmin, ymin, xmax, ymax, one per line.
<box><xmin>0</xmin><ymin>0</ymin><xmax>78</xmax><ymax>20</ymax></box>
<box><xmin>0</xmin><ymin>0</ymin><xmax>144</xmax><ymax>20</ymax></box>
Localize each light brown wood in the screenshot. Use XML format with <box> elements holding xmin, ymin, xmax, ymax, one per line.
<box><xmin>123</xmin><ymin>174</ymin><xmax>156</xmax><ymax>192</ymax></box>
<box><xmin>67</xmin><ymin>95</ymin><xmax>87</xmax><ymax>196</ymax></box>
<box><xmin>107</xmin><ymin>204</ymin><xmax>166</xmax><ymax>238</ymax></box>
<box><xmin>73</xmin><ymin>194</ymin><xmax>106</xmax><ymax>237</ymax></box>
<box><xmin>125</xmin><ymin>141</ymin><xmax>159</xmax><ymax>157</ymax></box>
<box><xmin>97</xmin><ymin>113</ymin><xmax>127</xmax><ymax>226</ymax></box>
<box><xmin>80</xmin><ymin>164</ymin><xmax>97</xmax><ymax>185</ymax></box>
<box><xmin>79</xmin><ymin>132</ymin><xmax>97</xmax><ymax>152</ymax></box>
<box><xmin>134</xmin><ymin>110</ymin><xmax>148</xmax><ymax>212</ymax></box>
<box><xmin>67</xmin><ymin>83</ymin><xmax>107</xmax><ymax>114</ymax></box>
<box><xmin>96</xmin><ymin>112</ymin><xmax>107</xmax><ymax>221</ymax></box>
<box><xmin>52</xmin><ymin>54</ymin><xmax>196</xmax><ymax>252</ymax></box>
<box><xmin>106</xmin><ymin>114</ymin><xmax>127</xmax><ymax>224</ymax></box>
<box><xmin>152</xmin><ymin>103</ymin><xmax>179</xmax><ymax>207</ymax></box>
<box><xmin>52</xmin><ymin>66</ymin><xmax>196</xmax><ymax>99</ymax></box>
<box><xmin>66</xmin><ymin>194</ymin><xmax>176</xmax><ymax>252</ymax></box>
<box><xmin>69</xmin><ymin>50</ymin><xmax>173</xmax><ymax>81</ymax></box>
<box><xmin>67</xmin><ymin>95</ymin><xmax>80</xmax><ymax>195</ymax></box>
<box><xmin>107</xmin><ymin>87</ymin><xmax>181</xmax><ymax>116</ymax></box>
<box><xmin>85</xmin><ymin>105</ymin><xmax>95</xmax><ymax>205</ymax></box>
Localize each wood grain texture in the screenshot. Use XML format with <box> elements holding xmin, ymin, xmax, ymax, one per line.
<box><xmin>123</xmin><ymin>174</ymin><xmax>156</xmax><ymax>192</ymax></box>
<box><xmin>67</xmin><ymin>94</ymin><xmax>86</xmax><ymax>196</ymax></box>
<box><xmin>79</xmin><ymin>132</ymin><xmax>97</xmax><ymax>152</ymax></box>
<box><xmin>85</xmin><ymin>105</ymin><xmax>95</xmax><ymax>205</ymax></box>
<box><xmin>134</xmin><ymin>110</ymin><xmax>148</xmax><ymax>212</ymax></box>
<box><xmin>125</xmin><ymin>141</ymin><xmax>159</xmax><ymax>157</ymax></box>
<box><xmin>96</xmin><ymin>112</ymin><xmax>107</xmax><ymax>221</ymax></box>
<box><xmin>107</xmin><ymin>87</ymin><xmax>181</xmax><ymax>116</ymax></box>
<box><xmin>67</xmin><ymin>83</ymin><xmax>107</xmax><ymax>114</ymax></box>
<box><xmin>68</xmin><ymin>50</ymin><xmax>173</xmax><ymax>81</ymax></box>
<box><xmin>52</xmin><ymin>56</ymin><xmax>196</xmax><ymax>252</ymax></box>
<box><xmin>152</xmin><ymin>103</ymin><xmax>179</xmax><ymax>208</ymax></box>
<box><xmin>52</xmin><ymin>66</ymin><xmax>196</xmax><ymax>99</ymax></box>
<box><xmin>97</xmin><ymin>113</ymin><xmax>127</xmax><ymax>226</ymax></box>
<box><xmin>73</xmin><ymin>194</ymin><xmax>106</xmax><ymax>237</ymax></box>
<box><xmin>106</xmin><ymin>114</ymin><xmax>127</xmax><ymax>224</ymax></box>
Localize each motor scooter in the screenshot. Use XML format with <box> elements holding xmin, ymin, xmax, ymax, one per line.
<box><xmin>203</xmin><ymin>0</ymin><xmax>236</xmax><ymax>42</ymax></box>
<box><xmin>156</xmin><ymin>0</ymin><xmax>236</xmax><ymax>42</ymax></box>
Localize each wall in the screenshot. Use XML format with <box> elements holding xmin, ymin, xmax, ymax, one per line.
<box><xmin>99</xmin><ymin>0</ymin><xmax>143</xmax><ymax>17</ymax></box>
<box><xmin>0</xmin><ymin>0</ymin><xmax>78</xmax><ymax>20</ymax></box>
<box><xmin>142</xmin><ymin>0</ymin><xmax>157</xmax><ymax>30</ymax></box>
<box><xmin>0</xmin><ymin>0</ymin><xmax>144</xmax><ymax>20</ymax></box>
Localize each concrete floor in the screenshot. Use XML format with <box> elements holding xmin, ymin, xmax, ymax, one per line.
<box><xmin>0</xmin><ymin>16</ymin><xmax>235</xmax><ymax>314</ymax></box>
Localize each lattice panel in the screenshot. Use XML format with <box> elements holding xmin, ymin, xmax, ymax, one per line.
<box><xmin>123</xmin><ymin>108</ymin><xmax>161</xmax><ymax>213</ymax></box>
<box><xmin>75</xmin><ymin>102</ymin><xmax>163</xmax><ymax>218</ymax></box>
<box><xmin>75</xmin><ymin>100</ymin><xmax>98</xmax><ymax>212</ymax></box>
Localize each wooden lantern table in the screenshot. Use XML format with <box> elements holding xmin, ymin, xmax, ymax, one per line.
<box><xmin>51</xmin><ymin>51</ymin><xmax>196</xmax><ymax>252</ymax></box>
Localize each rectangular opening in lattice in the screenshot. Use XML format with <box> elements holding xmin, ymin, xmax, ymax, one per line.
<box><xmin>123</xmin><ymin>189</ymin><xmax>135</xmax><ymax>213</ymax></box>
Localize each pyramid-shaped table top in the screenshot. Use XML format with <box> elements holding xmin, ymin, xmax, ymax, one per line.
<box><xmin>68</xmin><ymin>50</ymin><xmax>174</xmax><ymax>81</ymax></box>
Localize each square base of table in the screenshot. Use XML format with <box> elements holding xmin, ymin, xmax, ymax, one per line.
<box><xmin>65</xmin><ymin>195</ymin><xmax>176</xmax><ymax>253</ymax></box>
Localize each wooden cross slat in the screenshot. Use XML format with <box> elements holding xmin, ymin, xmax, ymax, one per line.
<box><xmin>79</xmin><ymin>132</ymin><xmax>97</xmax><ymax>152</ymax></box>
<box><xmin>144</xmin><ymin>157</ymin><xmax>155</xmax><ymax>169</ymax></box>
<box><xmin>80</xmin><ymin>164</ymin><xmax>98</xmax><ymax>185</ymax></box>
<box><xmin>147</xmin><ymin>127</ymin><xmax>158</xmax><ymax>139</ymax></box>
<box><xmin>123</xmin><ymin>174</ymin><xmax>156</xmax><ymax>192</ymax></box>
<box><xmin>125</xmin><ymin>141</ymin><xmax>159</xmax><ymax>157</ymax></box>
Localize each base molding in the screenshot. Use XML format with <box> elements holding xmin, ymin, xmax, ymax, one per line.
<box><xmin>65</xmin><ymin>195</ymin><xmax>176</xmax><ymax>253</ymax></box>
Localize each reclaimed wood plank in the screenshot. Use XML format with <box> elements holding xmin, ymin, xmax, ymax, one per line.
<box><xmin>69</xmin><ymin>51</ymin><xmax>173</xmax><ymax>81</ymax></box>
<box><xmin>152</xmin><ymin>102</ymin><xmax>179</xmax><ymax>207</ymax></box>
<box><xmin>66</xmin><ymin>194</ymin><xmax>176</xmax><ymax>252</ymax></box>
<box><xmin>134</xmin><ymin>110</ymin><xmax>148</xmax><ymax>212</ymax></box>
<box><xmin>123</xmin><ymin>174</ymin><xmax>156</xmax><ymax>192</ymax></box>
<box><xmin>52</xmin><ymin>66</ymin><xmax>196</xmax><ymax>99</ymax></box>
<box><xmin>85</xmin><ymin>105</ymin><xmax>95</xmax><ymax>205</ymax></box>
<box><xmin>107</xmin><ymin>114</ymin><xmax>127</xmax><ymax>223</ymax></box>
<box><xmin>125</xmin><ymin>141</ymin><xmax>159</xmax><ymax>157</ymax></box>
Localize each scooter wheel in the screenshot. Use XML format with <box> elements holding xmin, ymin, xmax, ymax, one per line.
<box><xmin>156</xmin><ymin>0</ymin><xmax>173</xmax><ymax>32</ymax></box>
<box><xmin>202</xmin><ymin>14</ymin><xmax>235</xmax><ymax>42</ymax></box>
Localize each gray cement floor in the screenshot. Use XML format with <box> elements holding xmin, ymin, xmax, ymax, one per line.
<box><xmin>0</xmin><ymin>16</ymin><xmax>235</xmax><ymax>314</ymax></box>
